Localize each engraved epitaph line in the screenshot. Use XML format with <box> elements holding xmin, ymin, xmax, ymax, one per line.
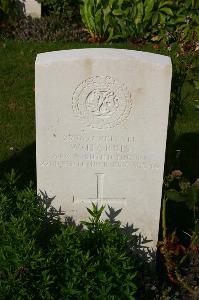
<box><xmin>73</xmin><ymin>173</ymin><xmax>126</xmax><ymax>205</ymax></box>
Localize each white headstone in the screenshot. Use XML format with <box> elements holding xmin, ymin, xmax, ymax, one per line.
<box><xmin>35</xmin><ymin>49</ymin><xmax>172</xmax><ymax>248</ymax></box>
<box><xmin>18</xmin><ymin>0</ymin><xmax>41</xmax><ymax>18</ymax></box>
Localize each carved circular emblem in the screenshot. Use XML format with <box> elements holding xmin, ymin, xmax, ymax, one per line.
<box><xmin>72</xmin><ymin>76</ymin><xmax>133</xmax><ymax>129</ymax></box>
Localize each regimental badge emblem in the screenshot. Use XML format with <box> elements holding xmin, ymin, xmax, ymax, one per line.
<box><xmin>72</xmin><ymin>76</ymin><xmax>133</xmax><ymax>129</ymax></box>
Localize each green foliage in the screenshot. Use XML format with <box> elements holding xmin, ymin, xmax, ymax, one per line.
<box><xmin>166</xmin><ymin>186</ymin><xmax>199</xmax><ymax>210</ymax></box>
<box><xmin>80</xmin><ymin>0</ymin><xmax>199</xmax><ymax>43</ymax></box>
<box><xmin>50</xmin><ymin>204</ymin><xmax>137</xmax><ymax>299</ymax></box>
<box><xmin>37</xmin><ymin>0</ymin><xmax>81</xmax><ymax>21</ymax></box>
<box><xmin>150</xmin><ymin>0</ymin><xmax>199</xmax><ymax>43</ymax></box>
<box><xmin>168</xmin><ymin>52</ymin><xmax>199</xmax><ymax>130</ymax></box>
<box><xmin>80</xmin><ymin>0</ymin><xmax>135</xmax><ymax>42</ymax></box>
<box><xmin>1</xmin><ymin>0</ymin><xmax>199</xmax><ymax>44</ymax></box>
<box><xmin>159</xmin><ymin>172</ymin><xmax>199</xmax><ymax>296</ymax></box>
<box><xmin>0</xmin><ymin>170</ymin><xmax>138</xmax><ymax>299</ymax></box>
<box><xmin>129</xmin><ymin>0</ymin><xmax>174</xmax><ymax>39</ymax></box>
<box><xmin>164</xmin><ymin>171</ymin><xmax>199</xmax><ymax>211</ymax></box>
<box><xmin>133</xmin><ymin>0</ymin><xmax>199</xmax><ymax>43</ymax></box>
<box><xmin>0</xmin><ymin>0</ymin><xmax>12</xmax><ymax>15</ymax></box>
<box><xmin>0</xmin><ymin>0</ymin><xmax>18</xmax><ymax>22</ymax></box>
<box><xmin>152</xmin><ymin>0</ymin><xmax>173</xmax><ymax>26</ymax></box>
<box><xmin>175</xmin><ymin>0</ymin><xmax>199</xmax><ymax>42</ymax></box>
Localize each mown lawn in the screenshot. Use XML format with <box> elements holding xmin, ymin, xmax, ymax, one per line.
<box><xmin>0</xmin><ymin>40</ymin><xmax>198</xmax><ymax>183</ymax></box>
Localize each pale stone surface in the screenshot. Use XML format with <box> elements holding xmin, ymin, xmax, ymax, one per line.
<box><xmin>35</xmin><ymin>48</ymin><xmax>172</xmax><ymax>248</ymax></box>
<box><xmin>18</xmin><ymin>0</ymin><xmax>41</xmax><ymax>18</ymax></box>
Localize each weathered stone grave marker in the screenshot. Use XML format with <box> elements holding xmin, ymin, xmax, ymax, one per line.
<box><xmin>35</xmin><ymin>49</ymin><xmax>172</xmax><ymax>248</ymax></box>
<box><xmin>18</xmin><ymin>0</ymin><xmax>41</xmax><ymax>18</ymax></box>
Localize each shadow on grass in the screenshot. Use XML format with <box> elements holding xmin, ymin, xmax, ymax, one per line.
<box><xmin>164</xmin><ymin>131</ymin><xmax>199</xmax><ymax>180</ymax></box>
<box><xmin>175</xmin><ymin>132</ymin><xmax>199</xmax><ymax>181</ymax></box>
<box><xmin>172</xmin><ymin>132</ymin><xmax>198</xmax><ymax>235</ymax></box>
<box><xmin>0</xmin><ymin>142</ymin><xmax>36</xmax><ymax>187</ymax></box>
<box><xmin>163</xmin><ymin>132</ymin><xmax>199</xmax><ymax>237</ymax></box>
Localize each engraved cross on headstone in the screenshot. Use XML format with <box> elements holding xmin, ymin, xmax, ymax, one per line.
<box><xmin>73</xmin><ymin>173</ymin><xmax>126</xmax><ymax>205</ymax></box>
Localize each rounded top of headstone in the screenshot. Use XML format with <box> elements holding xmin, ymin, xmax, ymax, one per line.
<box><xmin>36</xmin><ymin>48</ymin><xmax>171</xmax><ymax>67</ymax></box>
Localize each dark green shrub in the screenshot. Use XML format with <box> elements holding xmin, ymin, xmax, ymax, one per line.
<box><xmin>48</xmin><ymin>205</ymin><xmax>137</xmax><ymax>299</ymax></box>
<box><xmin>158</xmin><ymin>171</ymin><xmax>199</xmax><ymax>298</ymax></box>
<box><xmin>167</xmin><ymin>0</ymin><xmax>199</xmax><ymax>43</ymax></box>
<box><xmin>174</xmin><ymin>51</ymin><xmax>199</xmax><ymax>124</ymax></box>
<box><xmin>80</xmin><ymin>0</ymin><xmax>199</xmax><ymax>44</ymax></box>
<box><xmin>80</xmin><ymin>0</ymin><xmax>174</xmax><ymax>42</ymax></box>
<box><xmin>37</xmin><ymin>0</ymin><xmax>81</xmax><ymax>22</ymax></box>
<box><xmin>0</xmin><ymin>0</ymin><xmax>18</xmax><ymax>24</ymax></box>
<box><xmin>80</xmin><ymin>0</ymin><xmax>135</xmax><ymax>42</ymax></box>
<box><xmin>0</xmin><ymin>171</ymin><xmax>141</xmax><ymax>299</ymax></box>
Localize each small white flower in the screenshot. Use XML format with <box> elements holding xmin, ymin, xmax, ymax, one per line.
<box><xmin>185</xmin><ymin>16</ymin><xmax>192</xmax><ymax>23</ymax></box>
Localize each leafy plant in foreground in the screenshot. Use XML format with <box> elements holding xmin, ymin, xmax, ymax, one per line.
<box><xmin>0</xmin><ymin>171</ymin><xmax>138</xmax><ymax>299</ymax></box>
<box><xmin>49</xmin><ymin>203</ymin><xmax>137</xmax><ymax>299</ymax></box>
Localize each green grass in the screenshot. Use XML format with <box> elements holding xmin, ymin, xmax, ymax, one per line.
<box><xmin>0</xmin><ymin>40</ymin><xmax>198</xmax><ymax>182</ymax></box>
<box><xmin>175</xmin><ymin>97</ymin><xmax>199</xmax><ymax>136</ymax></box>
